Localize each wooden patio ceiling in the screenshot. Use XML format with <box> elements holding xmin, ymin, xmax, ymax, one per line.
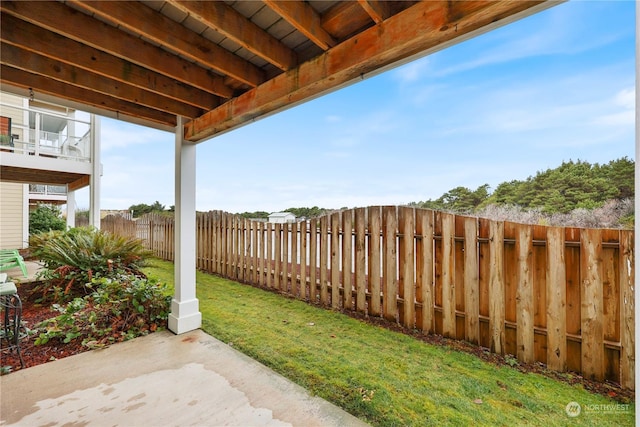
<box><xmin>1</xmin><ymin>0</ymin><xmax>558</xmax><ymax>143</ymax></box>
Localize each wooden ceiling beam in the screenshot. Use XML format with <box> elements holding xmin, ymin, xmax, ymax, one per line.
<box><xmin>321</xmin><ymin>2</ymin><xmax>373</xmax><ymax>40</ymax></box>
<box><xmin>185</xmin><ymin>0</ymin><xmax>553</xmax><ymax>142</ymax></box>
<box><xmin>0</xmin><ymin>43</ymin><xmax>204</xmax><ymax>119</ymax></box>
<box><xmin>357</xmin><ymin>0</ymin><xmax>393</xmax><ymax>24</ymax></box>
<box><xmin>1</xmin><ymin>65</ymin><xmax>177</xmax><ymax>127</ymax></box>
<box><xmin>262</xmin><ymin>0</ymin><xmax>336</xmax><ymax>51</ymax></box>
<box><xmin>0</xmin><ymin>14</ymin><xmax>218</xmax><ymax>112</ymax></box>
<box><xmin>167</xmin><ymin>0</ymin><xmax>297</xmax><ymax>71</ymax></box>
<box><xmin>0</xmin><ymin>0</ymin><xmax>234</xmax><ymax>99</ymax></box>
<box><xmin>69</xmin><ymin>0</ymin><xmax>265</xmax><ymax>88</ymax></box>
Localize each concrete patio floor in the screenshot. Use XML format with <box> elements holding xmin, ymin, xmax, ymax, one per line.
<box><xmin>1</xmin><ymin>260</ymin><xmax>44</xmax><ymax>283</ymax></box>
<box><xmin>1</xmin><ymin>329</ymin><xmax>369</xmax><ymax>427</ymax></box>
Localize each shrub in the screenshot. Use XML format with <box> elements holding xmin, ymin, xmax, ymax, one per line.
<box><xmin>35</xmin><ymin>275</ymin><xmax>171</xmax><ymax>348</ymax></box>
<box><xmin>29</xmin><ymin>205</ymin><xmax>66</xmax><ymax>235</ymax></box>
<box><xmin>29</xmin><ymin>227</ymin><xmax>152</xmax><ymax>302</ymax></box>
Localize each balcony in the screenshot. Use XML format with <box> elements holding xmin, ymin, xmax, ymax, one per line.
<box><xmin>0</xmin><ymin>103</ymin><xmax>95</xmax><ymax>190</ymax></box>
<box><xmin>28</xmin><ymin>184</ymin><xmax>68</xmax><ymax>206</ymax></box>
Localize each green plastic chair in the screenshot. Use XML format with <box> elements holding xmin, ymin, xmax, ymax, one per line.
<box><xmin>0</xmin><ymin>250</ymin><xmax>28</xmax><ymax>277</ymax></box>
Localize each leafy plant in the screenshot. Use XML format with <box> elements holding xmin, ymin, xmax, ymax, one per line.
<box><xmin>35</xmin><ymin>275</ymin><xmax>171</xmax><ymax>348</ymax></box>
<box><xmin>29</xmin><ymin>227</ymin><xmax>151</xmax><ymax>302</ymax></box>
<box><xmin>29</xmin><ymin>204</ymin><xmax>66</xmax><ymax>235</ymax></box>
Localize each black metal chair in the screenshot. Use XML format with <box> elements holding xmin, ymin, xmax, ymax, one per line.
<box><xmin>0</xmin><ymin>275</ymin><xmax>25</xmax><ymax>369</ymax></box>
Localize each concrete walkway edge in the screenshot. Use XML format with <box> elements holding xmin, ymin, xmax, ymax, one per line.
<box><xmin>1</xmin><ymin>329</ymin><xmax>369</xmax><ymax>427</ymax></box>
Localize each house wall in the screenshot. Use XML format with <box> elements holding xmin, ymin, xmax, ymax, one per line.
<box><xmin>268</xmin><ymin>213</ymin><xmax>296</xmax><ymax>223</ymax></box>
<box><xmin>0</xmin><ymin>181</ymin><xmax>26</xmax><ymax>249</ymax></box>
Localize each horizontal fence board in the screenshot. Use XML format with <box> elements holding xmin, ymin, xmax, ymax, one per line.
<box><xmin>101</xmin><ymin>207</ymin><xmax>635</xmax><ymax>390</ymax></box>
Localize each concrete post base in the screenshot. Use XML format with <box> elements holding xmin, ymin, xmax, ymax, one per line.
<box><xmin>168</xmin><ymin>298</ymin><xmax>202</xmax><ymax>334</ymax></box>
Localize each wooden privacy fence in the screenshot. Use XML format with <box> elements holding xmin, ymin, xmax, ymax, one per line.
<box><xmin>101</xmin><ymin>207</ymin><xmax>635</xmax><ymax>389</ymax></box>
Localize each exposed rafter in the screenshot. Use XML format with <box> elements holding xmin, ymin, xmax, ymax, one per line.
<box><xmin>0</xmin><ymin>0</ymin><xmax>234</xmax><ymax>99</ymax></box>
<box><xmin>0</xmin><ymin>43</ymin><xmax>203</xmax><ymax>119</ymax></box>
<box><xmin>67</xmin><ymin>0</ymin><xmax>265</xmax><ymax>88</ymax></box>
<box><xmin>357</xmin><ymin>0</ymin><xmax>392</xmax><ymax>24</ymax></box>
<box><xmin>263</xmin><ymin>0</ymin><xmax>336</xmax><ymax>50</ymax></box>
<box><xmin>167</xmin><ymin>0</ymin><xmax>298</xmax><ymax>71</ymax></box>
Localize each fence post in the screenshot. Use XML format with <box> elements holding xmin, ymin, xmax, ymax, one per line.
<box><xmin>546</xmin><ymin>227</ymin><xmax>566</xmax><ymax>371</ymax></box>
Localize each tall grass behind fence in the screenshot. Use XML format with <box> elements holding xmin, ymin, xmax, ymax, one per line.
<box><xmin>101</xmin><ymin>207</ymin><xmax>635</xmax><ymax>390</ymax></box>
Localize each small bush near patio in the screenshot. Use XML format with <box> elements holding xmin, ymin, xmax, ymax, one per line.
<box><xmin>34</xmin><ymin>275</ymin><xmax>171</xmax><ymax>349</ymax></box>
<box><xmin>29</xmin><ymin>204</ymin><xmax>66</xmax><ymax>235</ymax></box>
<box><xmin>29</xmin><ymin>227</ymin><xmax>151</xmax><ymax>302</ymax></box>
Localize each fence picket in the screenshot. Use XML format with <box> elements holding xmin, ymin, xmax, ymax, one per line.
<box><xmin>382</xmin><ymin>206</ymin><xmax>398</xmax><ymax>322</ymax></box>
<box><xmin>309</xmin><ymin>218</ymin><xmax>318</xmax><ymax>303</ymax></box>
<box><xmin>368</xmin><ymin>207</ymin><xmax>381</xmax><ymax>316</ymax></box>
<box><xmin>399</xmin><ymin>207</ymin><xmax>415</xmax><ymax>329</ymax></box>
<box><xmin>342</xmin><ymin>211</ymin><xmax>353</xmax><ymax>310</ymax></box>
<box><xmin>581</xmin><ymin>228</ymin><xmax>604</xmax><ymax>381</ymax></box>
<box><xmin>515</xmin><ymin>223</ymin><xmax>534</xmax><ymax>363</ymax></box>
<box><xmin>489</xmin><ymin>221</ymin><xmax>505</xmax><ymax>354</ymax></box>
<box><xmin>266</xmin><ymin>223</ymin><xmax>273</xmax><ymax>288</ymax></box>
<box><xmin>620</xmin><ymin>230</ymin><xmax>635</xmax><ymax>389</ymax></box>
<box><xmin>464</xmin><ymin>216</ymin><xmax>479</xmax><ymax>344</ymax></box>
<box><xmin>299</xmin><ymin>220</ymin><xmax>307</xmax><ymax>300</ymax></box>
<box><xmin>331</xmin><ymin>212</ymin><xmax>341</xmax><ymax>309</ymax></box>
<box><xmin>416</xmin><ymin>209</ymin><xmax>434</xmax><ymax>333</ymax></box>
<box><xmin>354</xmin><ymin>208</ymin><xmax>367</xmax><ymax>313</ymax></box>
<box><xmin>546</xmin><ymin>227</ymin><xmax>567</xmax><ymax>371</ymax></box>
<box><xmin>320</xmin><ymin>216</ymin><xmax>329</xmax><ymax>305</ymax></box>
<box><xmin>441</xmin><ymin>213</ymin><xmax>456</xmax><ymax>337</ymax></box>
<box><xmin>291</xmin><ymin>221</ymin><xmax>299</xmax><ymax>297</ymax></box>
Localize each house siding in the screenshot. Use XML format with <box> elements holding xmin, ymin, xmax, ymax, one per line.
<box><xmin>0</xmin><ymin>182</ymin><xmax>26</xmax><ymax>249</ymax></box>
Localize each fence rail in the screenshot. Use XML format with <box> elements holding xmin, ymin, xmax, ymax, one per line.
<box><xmin>101</xmin><ymin>207</ymin><xmax>635</xmax><ymax>389</ymax></box>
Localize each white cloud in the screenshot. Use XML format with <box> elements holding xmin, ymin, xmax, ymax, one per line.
<box><xmin>393</xmin><ymin>57</ymin><xmax>430</xmax><ymax>83</ymax></box>
<box><xmin>614</xmin><ymin>87</ymin><xmax>635</xmax><ymax>109</ymax></box>
<box><xmin>100</xmin><ymin>119</ymin><xmax>170</xmax><ymax>151</ymax></box>
<box><xmin>423</xmin><ymin>2</ymin><xmax>630</xmax><ymax>78</ymax></box>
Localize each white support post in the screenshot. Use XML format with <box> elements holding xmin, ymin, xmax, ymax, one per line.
<box><xmin>168</xmin><ymin>116</ymin><xmax>201</xmax><ymax>334</ymax></box>
<box><xmin>66</xmin><ymin>188</ymin><xmax>75</xmax><ymax>229</ymax></box>
<box><xmin>89</xmin><ymin>115</ymin><xmax>101</xmax><ymax>229</ymax></box>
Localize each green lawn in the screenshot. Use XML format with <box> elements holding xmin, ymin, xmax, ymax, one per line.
<box><xmin>143</xmin><ymin>259</ymin><xmax>635</xmax><ymax>427</ymax></box>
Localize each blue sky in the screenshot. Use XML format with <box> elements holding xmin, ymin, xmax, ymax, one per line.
<box><xmin>76</xmin><ymin>1</ymin><xmax>635</xmax><ymax>213</ymax></box>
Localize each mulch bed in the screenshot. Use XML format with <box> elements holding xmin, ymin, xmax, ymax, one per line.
<box><xmin>1</xmin><ymin>281</ymin><xmax>89</xmax><ymax>372</ymax></box>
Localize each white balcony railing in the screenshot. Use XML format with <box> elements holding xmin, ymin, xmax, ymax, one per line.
<box><xmin>0</xmin><ymin>104</ymin><xmax>92</xmax><ymax>163</ymax></box>
<box><xmin>29</xmin><ymin>184</ymin><xmax>67</xmax><ymax>196</ymax></box>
